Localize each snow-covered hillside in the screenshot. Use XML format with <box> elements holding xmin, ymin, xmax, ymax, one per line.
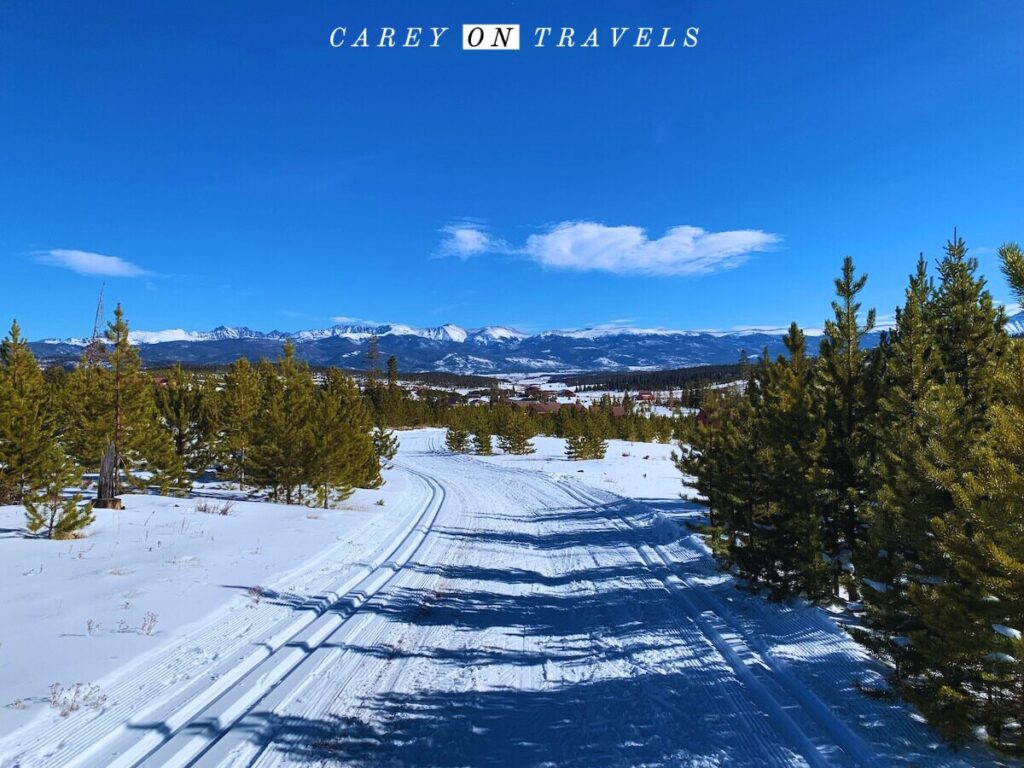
<box><xmin>0</xmin><ymin>431</ymin><xmax>1004</xmax><ymax>767</ymax></box>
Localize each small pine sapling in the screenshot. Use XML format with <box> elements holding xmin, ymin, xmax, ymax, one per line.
<box><xmin>373</xmin><ymin>425</ymin><xmax>398</xmax><ymax>468</ymax></box>
<box><xmin>445</xmin><ymin>424</ymin><xmax>471</xmax><ymax>453</ymax></box>
<box><xmin>25</xmin><ymin>453</ymin><xmax>94</xmax><ymax>539</ymax></box>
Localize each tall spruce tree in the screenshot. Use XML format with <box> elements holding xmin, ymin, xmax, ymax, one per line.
<box><xmin>249</xmin><ymin>342</ymin><xmax>316</xmax><ymax>504</ymax></box>
<box><xmin>564</xmin><ymin>432</ymin><xmax>588</xmax><ymax>461</ymax></box>
<box><xmin>64</xmin><ymin>305</ymin><xmax>184</xmax><ymax>496</ymax></box>
<box><xmin>564</xmin><ymin>412</ymin><xmax>607</xmax><ymax>460</ymax></box>
<box><xmin>583</xmin><ymin>418</ymin><xmax>608</xmax><ymax>459</ymax></box>
<box><xmin>0</xmin><ymin>321</ymin><xmax>58</xmax><ymax>504</ymax></box>
<box><xmin>858</xmin><ymin>256</ymin><xmax>941</xmax><ymax>681</ymax></box>
<box><xmin>310</xmin><ymin>368</ymin><xmax>379</xmax><ymax>507</ymax></box>
<box><xmin>155</xmin><ymin>365</ymin><xmax>218</xmax><ymax>478</ymax></box>
<box><xmin>930</xmin><ymin>235</ymin><xmax>1008</xmax><ymax>430</ymax></box>
<box><xmin>471</xmin><ymin>410</ymin><xmax>494</xmax><ymax>456</ymax></box>
<box><xmin>675</xmin><ymin>387</ymin><xmax>744</xmax><ymax>531</ymax></box>
<box><xmin>927</xmin><ymin>341</ymin><xmax>1024</xmax><ymax>754</ymax></box>
<box><xmin>816</xmin><ymin>257</ymin><xmax>876</xmax><ymax>599</ymax></box>
<box><xmin>905</xmin><ymin>236</ymin><xmax>1011</xmax><ymax>742</ymax></box>
<box><xmin>221</xmin><ymin>357</ymin><xmax>261</xmax><ymax>485</ymax></box>
<box><xmin>747</xmin><ymin>325</ymin><xmax>829</xmax><ymax>599</ymax></box>
<box><xmin>382</xmin><ymin>355</ymin><xmax>404</xmax><ymax>425</ymax></box>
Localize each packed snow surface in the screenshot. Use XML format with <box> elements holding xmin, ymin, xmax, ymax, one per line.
<box><xmin>0</xmin><ymin>431</ymin><xmax>1004</xmax><ymax>767</ymax></box>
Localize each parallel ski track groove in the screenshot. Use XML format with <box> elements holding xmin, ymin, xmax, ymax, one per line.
<box><xmin>42</xmin><ymin>465</ymin><xmax>445</xmax><ymax>768</ymax></box>
<box><xmin>2</xmin><ymin>488</ymin><xmax>436</xmax><ymax>768</ymax></box>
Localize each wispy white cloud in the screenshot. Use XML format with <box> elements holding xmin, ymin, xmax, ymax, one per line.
<box><xmin>524</xmin><ymin>222</ymin><xmax>779</xmax><ymax>276</ymax></box>
<box><xmin>34</xmin><ymin>249</ymin><xmax>150</xmax><ymax>277</ymax></box>
<box><xmin>436</xmin><ymin>221</ymin><xmax>780</xmax><ymax>276</ymax></box>
<box><xmin>330</xmin><ymin>315</ymin><xmax>386</xmax><ymax>326</ymax></box>
<box><xmin>436</xmin><ymin>223</ymin><xmax>510</xmax><ymax>259</ymax></box>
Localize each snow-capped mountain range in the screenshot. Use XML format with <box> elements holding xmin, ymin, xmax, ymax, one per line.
<box><xmin>30</xmin><ymin>314</ymin><xmax>1024</xmax><ymax>374</ymax></box>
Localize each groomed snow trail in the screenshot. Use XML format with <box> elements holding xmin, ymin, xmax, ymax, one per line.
<box><xmin>2</xmin><ymin>432</ymin><xmax>1006</xmax><ymax>767</ymax></box>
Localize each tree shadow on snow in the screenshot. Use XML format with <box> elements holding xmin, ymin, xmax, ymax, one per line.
<box><xmin>183</xmin><ymin>672</ymin><xmax>776</xmax><ymax>768</ymax></box>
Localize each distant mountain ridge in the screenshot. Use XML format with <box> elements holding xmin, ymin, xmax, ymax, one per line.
<box><xmin>30</xmin><ymin>314</ymin><xmax>1024</xmax><ymax>374</ymax></box>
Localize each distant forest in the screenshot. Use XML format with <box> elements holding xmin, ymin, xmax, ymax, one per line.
<box><xmin>563</xmin><ymin>363</ymin><xmax>744</xmax><ymax>392</ymax></box>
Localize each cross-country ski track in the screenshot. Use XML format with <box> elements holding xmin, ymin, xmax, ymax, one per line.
<box><xmin>0</xmin><ymin>431</ymin><xmax>1009</xmax><ymax>767</ymax></box>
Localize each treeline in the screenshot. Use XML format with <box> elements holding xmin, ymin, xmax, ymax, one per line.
<box><xmin>564</xmin><ymin>363</ymin><xmax>744</xmax><ymax>401</ymax></box>
<box><xmin>443</xmin><ymin>401</ymin><xmax>610</xmax><ymax>460</ymax></box>
<box><xmin>442</xmin><ymin>394</ymin><xmax>684</xmax><ymax>461</ymax></box>
<box><xmin>0</xmin><ymin>306</ymin><xmax>395</xmax><ymax>538</ymax></box>
<box><xmin>449</xmin><ymin>395</ymin><xmax>677</xmax><ymax>442</ymax></box>
<box><xmin>679</xmin><ymin>238</ymin><xmax>1024</xmax><ymax>753</ymax></box>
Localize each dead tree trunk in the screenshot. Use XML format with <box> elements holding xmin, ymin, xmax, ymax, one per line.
<box><xmin>95</xmin><ymin>442</ymin><xmax>123</xmax><ymax>509</ymax></box>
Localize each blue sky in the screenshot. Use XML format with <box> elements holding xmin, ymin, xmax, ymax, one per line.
<box><xmin>2</xmin><ymin>1</ymin><xmax>1022</xmax><ymax>339</ymax></box>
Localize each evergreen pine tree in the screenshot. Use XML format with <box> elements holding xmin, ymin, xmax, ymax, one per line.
<box><xmin>497</xmin><ymin>406</ymin><xmax>536</xmax><ymax>455</ymax></box>
<box><xmin>909</xmin><ymin>375</ymin><xmax>990</xmax><ymax>743</ymax></box>
<box><xmin>364</xmin><ymin>334</ymin><xmax>383</xmax><ymax>418</ymax></box>
<box><xmin>748</xmin><ymin>325</ymin><xmax>829</xmax><ymax>599</ymax></box>
<box><xmin>0</xmin><ymin>320</ymin><xmax>58</xmax><ymax>504</ymax></box>
<box><xmin>61</xmin><ymin>354</ymin><xmax>110</xmax><ymax>471</ymax></box>
<box><xmin>583</xmin><ymin>417</ymin><xmax>608</xmax><ymax>459</ymax></box>
<box><xmin>998</xmin><ymin>241</ymin><xmax>1024</xmax><ymax>302</ymax></box>
<box><xmin>25</xmin><ymin>450</ymin><xmax>94</xmax><ymax>539</ymax></box>
<box><xmin>930</xmin><ymin>235</ymin><xmax>1008</xmax><ymax>430</ymax></box>
<box><xmin>249</xmin><ymin>342</ymin><xmax>316</xmax><ymax>504</ymax></box>
<box><xmin>858</xmin><ymin>256</ymin><xmax>941</xmax><ymax>681</ymax></box>
<box><xmin>310</xmin><ymin>369</ymin><xmax>379</xmax><ymax>507</ymax></box>
<box><xmin>221</xmin><ymin>357</ymin><xmax>261</xmax><ymax>485</ymax></box>
<box><xmin>816</xmin><ymin>257</ymin><xmax>876</xmax><ymax>599</ymax></box>
<box><xmin>155</xmin><ymin>365</ymin><xmax>217</xmax><ymax>478</ymax></box>
<box><xmin>675</xmin><ymin>387</ymin><xmax>742</xmax><ymax>530</ymax></box>
<box><xmin>64</xmin><ymin>305</ymin><xmax>185</xmax><ymax>497</ymax></box>
<box><xmin>564</xmin><ymin>412</ymin><xmax>607</xmax><ymax>460</ymax></box>
<box><xmin>372</xmin><ymin>425</ymin><xmax>398</xmax><ymax>474</ymax></box>
<box><xmin>382</xmin><ymin>355</ymin><xmax>404</xmax><ymax>424</ymax></box>
<box><xmin>564</xmin><ymin>431</ymin><xmax>587</xmax><ymax>461</ymax></box>
<box><xmin>905</xmin><ymin>236</ymin><xmax>1011</xmax><ymax>741</ymax></box>
<box><xmin>471</xmin><ymin>412</ymin><xmax>494</xmax><ymax>455</ymax></box>
<box><xmin>445</xmin><ymin>423</ymin><xmax>471</xmax><ymax>453</ymax></box>
<box><xmin>927</xmin><ymin>341</ymin><xmax>1024</xmax><ymax>754</ymax></box>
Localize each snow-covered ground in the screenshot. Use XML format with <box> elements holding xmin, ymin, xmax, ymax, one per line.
<box><xmin>0</xmin><ymin>475</ymin><xmax>420</xmax><ymax>737</ymax></box>
<box><xmin>0</xmin><ymin>430</ymin><xmax>1010</xmax><ymax>767</ymax></box>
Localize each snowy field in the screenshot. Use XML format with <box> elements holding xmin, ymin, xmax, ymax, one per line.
<box><xmin>0</xmin><ymin>476</ymin><xmax>423</xmax><ymax>735</ymax></box>
<box><xmin>0</xmin><ymin>429</ymin><xmax>1011</xmax><ymax>767</ymax></box>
